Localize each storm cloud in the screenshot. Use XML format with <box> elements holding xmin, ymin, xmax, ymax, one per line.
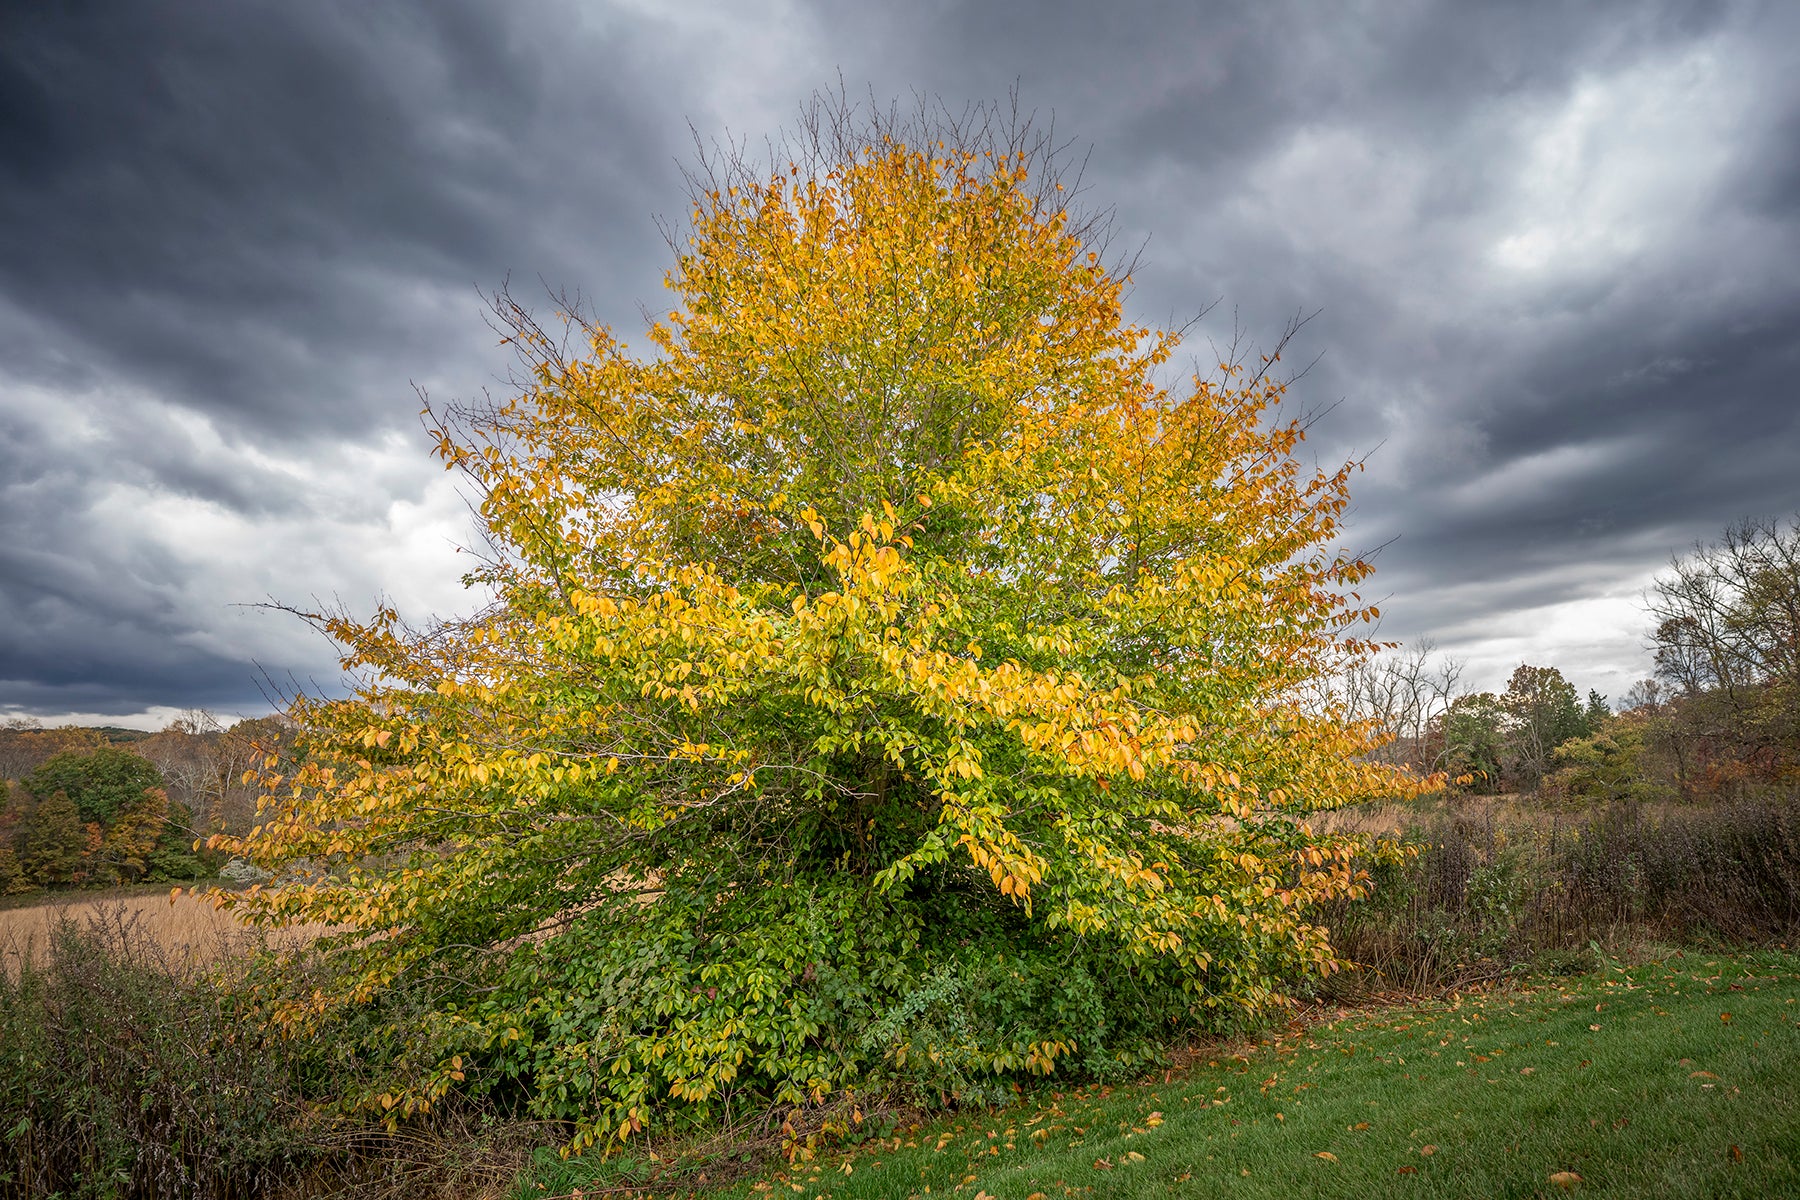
<box><xmin>2</xmin><ymin>0</ymin><xmax>1795</xmax><ymax>723</ymax></box>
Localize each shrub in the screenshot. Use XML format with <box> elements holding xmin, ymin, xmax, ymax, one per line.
<box><xmin>1322</xmin><ymin>794</ymin><xmax>1800</xmax><ymax>993</ymax></box>
<box><xmin>0</xmin><ymin>907</ymin><xmax>542</xmax><ymax>1200</ymax></box>
<box><xmin>0</xmin><ymin>910</ymin><xmax>312</xmax><ymax>1199</ymax></box>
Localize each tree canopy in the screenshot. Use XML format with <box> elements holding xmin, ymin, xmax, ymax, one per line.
<box><xmin>23</xmin><ymin>745</ymin><xmax>163</xmax><ymax>826</ymax></box>
<box><xmin>1647</xmin><ymin>515</ymin><xmax>1800</xmax><ymax>792</ymax></box>
<box><xmin>216</xmin><ymin>101</ymin><xmax>1412</xmax><ymax>1148</ymax></box>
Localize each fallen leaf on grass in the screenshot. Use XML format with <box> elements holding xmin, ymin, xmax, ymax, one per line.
<box><xmin>1549</xmin><ymin>1170</ymin><xmax>1583</xmax><ymax>1188</ymax></box>
<box><xmin>1123</xmin><ymin>1151</ymin><xmax>1146</xmax><ymax>1164</ymax></box>
<box><xmin>1419</xmin><ymin>1145</ymin><xmax>1437</xmax><ymax>1156</ymax></box>
<box><xmin>1396</xmin><ymin>1165</ymin><xmax>1417</xmax><ymax>1175</ymax></box>
<box><xmin>1315</xmin><ymin>1152</ymin><xmax>1338</xmax><ymax>1162</ymax></box>
<box><xmin>1689</xmin><ymin>1071</ymin><xmax>1719</xmax><ymax>1079</ymax></box>
<box><xmin>1730</xmin><ymin>1145</ymin><xmax>1743</xmax><ymax>1162</ymax></box>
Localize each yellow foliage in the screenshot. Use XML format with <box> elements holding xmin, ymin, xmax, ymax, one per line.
<box><xmin>209</xmin><ymin>104</ymin><xmax>1423</xmax><ymax>1142</ymax></box>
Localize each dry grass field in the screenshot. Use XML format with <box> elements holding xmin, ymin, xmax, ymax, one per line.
<box><xmin>0</xmin><ymin>889</ymin><xmax>328</xmax><ymax>975</ymax></box>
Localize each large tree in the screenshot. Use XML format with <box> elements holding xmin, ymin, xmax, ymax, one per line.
<box><xmin>1648</xmin><ymin>516</ymin><xmax>1800</xmax><ymax>792</ymax></box>
<box><xmin>1502</xmin><ymin>664</ymin><xmax>1589</xmax><ymax>789</ymax></box>
<box><xmin>217</xmin><ymin>100</ymin><xmax>1410</xmax><ymax>1146</ymax></box>
<box><xmin>23</xmin><ymin>746</ymin><xmax>165</xmax><ymax>826</ymax></box>
<box><xmin>17</xmin><ymin>788</ymin><xmax>86</xmax><ymax>886</ymax></box>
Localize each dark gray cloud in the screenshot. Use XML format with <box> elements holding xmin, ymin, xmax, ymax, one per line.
<box><xmin>0</xmin><ymin>0</ymin><xmax>678</xmax><ymax>431</ymax></box>
<box><xmin>1</xmin><ymin>0</ymin><xmax>1796</xmax><ymax>723</ymax></box>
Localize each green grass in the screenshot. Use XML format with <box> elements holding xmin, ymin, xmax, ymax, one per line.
<box><xmin>550</xmin><ymin>950</ymin><xmax>1800</xmax><ymax>1200</ymax></box>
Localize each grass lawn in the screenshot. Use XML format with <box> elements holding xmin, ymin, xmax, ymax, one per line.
<box><xmin>532</xmin><ymin>950</ymin><xmax>1800</xmax><ymax>1199</ymax></box>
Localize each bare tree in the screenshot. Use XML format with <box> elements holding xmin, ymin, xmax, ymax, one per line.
<box><xmin>1646</xmin><ymin>516</ymin><xmax>1800</xmax><ymax>793</ymax></box>
<box><xmin>1341</xmin><ymin>639</ymin><xmax>1467</xmax><ymax>770</ymax></box>
<box><xmin>1650</xmin><ymin>515</ymin><xmax>1800</xmax><ymax>698</ymax></box>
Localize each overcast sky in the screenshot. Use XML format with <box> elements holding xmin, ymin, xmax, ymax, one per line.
<box><xmin>2</xmin><ymin>0</ymin><xmax>1796</xmax><ymax>728</ymax></box>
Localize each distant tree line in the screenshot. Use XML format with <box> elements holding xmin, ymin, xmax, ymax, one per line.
<box><xmin>1345</xmin><ymin>515</ymin><xmax>1800</xmax><ymax>803</ymax></box>
<box><xmin>0</xmin><ymin>712</ymin><xmax>288</xmax><ymax>893</ymax></box>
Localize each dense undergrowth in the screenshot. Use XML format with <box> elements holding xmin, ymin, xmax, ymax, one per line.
<box><xmin>0</xmin><ymin>909</ymin><xmax>541</xmax><ymax>1200</ymax></box>
<box><xmin>3</xmin><ymin>790</ymin><xmax>1797</xmax><ymax>1198</ymax></box>
<box><xmin>1320</xmin><ymin>793</ymin><xmax>1800</xmax><ymax>996</ymax></box>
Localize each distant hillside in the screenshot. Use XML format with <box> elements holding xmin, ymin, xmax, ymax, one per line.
<box><xmin>89</xmin><ymin>726</ymin><xmax>155</xmax><ymax>744</ymax></box>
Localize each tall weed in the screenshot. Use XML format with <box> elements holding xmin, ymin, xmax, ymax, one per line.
<box><xmin>1322</xmin><ymin>794</ymin><xmax>1800</xmax><ymax>995</ymax></box>
<box><xmin>0</xmin><ymin>906</ymin><xmax>537</xmax><ymax>1199</ymax></box>
<box><xmin>0</xmin><ymin>908</ymin><xmax>310</xmax><ymax>1199</ymax></box>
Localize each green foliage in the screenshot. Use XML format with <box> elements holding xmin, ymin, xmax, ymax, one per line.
<box><xmin>1541</xmin><ymin>714</ymin><xmax>1673</xmax><ymax>806</ymax></box>
<box><xmin>219</xmin><ymin>102</ymin><xmax>1411</xmax><ymax>1147</ymax></box>
<box><xmin>0</xmin><ymin>847</ymin><xmax>23</xmax><ymax>896</ymax></box>
<box><xmin>22</xmin><ymin>747</ymin><xmax>164</xmax><ymax>827</ymax></box>
<box><xmin>408</xmin><ymin>874</ymin><xmax>1204</xmax><ymax>1152</ymax></box>
<box><xmin>143</xmin><ymin>799</ymin><xmax>206</xmax><ymax>881</ymax></box>
<box><xmin>1502</xmin><ymin>665</ymin><xmax>1588</xmax><ymax>788</ymax></box>
<box><xmin>5</xmin><ymin>749</ymin><xmax>201</xmax><ymax>888</ymax></box>
<box><xmin>0</xmin><ymin>915</ymin><xmax>314</xmax><ymax>1199</ymax></box>
<box><xmin>1438</xmin><ymin>693</ymin><xmax>1506</xmax><ymax>792</ymax></box>
<box><xmin>0</xmin><ymin>785</ymin><xmax>29</xmax><ymax>895</ymax></box>
<box><xmin>16</xmin><ymin>790</ymin><xmax>84</xmax><ymax>886</ymax></box>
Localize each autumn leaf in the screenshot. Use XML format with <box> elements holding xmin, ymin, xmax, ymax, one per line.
<box><xmin>207</xmin><ymin>94</ymin><xmax>1415</xmax><ymax>1149</ymax></box>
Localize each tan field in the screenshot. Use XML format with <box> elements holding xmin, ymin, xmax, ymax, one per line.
<box><xmin>0</xmin><ymin>889</ymin><xmax>329</xmax><ymax>975</ymax></box>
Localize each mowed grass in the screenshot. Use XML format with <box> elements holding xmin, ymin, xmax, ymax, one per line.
<box><xmin>691</xmin><ymin>952</ymin><xmax>1800</xmax><ymax>1200</ymax></box>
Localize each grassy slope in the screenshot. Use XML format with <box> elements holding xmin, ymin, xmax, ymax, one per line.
<box><xmin>665</xmin><ymin>951</ymin><xmax>1800</xmax><ymax>1200</ymax></box>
